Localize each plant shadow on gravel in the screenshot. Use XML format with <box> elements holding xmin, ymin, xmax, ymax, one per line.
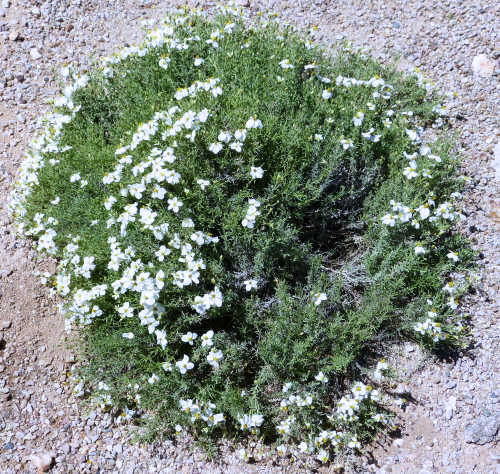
<box><xmin>12</xmin><ymin>5</ymin><xmax>475</xmax><ymax>465</ymax></box>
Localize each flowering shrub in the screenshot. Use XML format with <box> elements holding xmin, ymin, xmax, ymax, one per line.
<box><xmin>11</xmin><ymin>3</ymin><xmax>473</xmax><ymax>465</ymax></box>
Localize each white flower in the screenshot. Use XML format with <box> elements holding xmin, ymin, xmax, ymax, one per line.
<box><xmin>322</xmin><ymin>89</ymin><xmax>332</xmax><ymax>100</ymax></box>
<box><xmin>250</xmin><ymin>166</ymin><xmax>264</xmax><ymax>179</ymax></box>
<box><xmin>417</xmin><ymin>204</ymin><xmax>430</xmax><ymax>219</ymax></box>
<box><xmin>155</xmin><ymin>329</ymin><xmax>168</xmax><ymax>350</ymax></box>
<box><xmin>175</xmin><ymin>88</ymin><xmax>187</xmax><ymax>102</ymax></box>
<box><xmin>242</xmin><ymin>199</ymin><xmax>261</xmax><ymax>228</ymax></box>
<box><xmin>165</xmin><ymin>169</ymin><xmax>181</xmax><ymax>185</ymax></box>
<box><xmin>162</xmin><ymin>361</ymin><xmax>173</xmax><ymax>372</ymax></box>
<box><xmin>218</xmin><ymin>131</ymin><xmax>232</xmax><ymax>143</ymax></box>
<box><xmin>98</xmin><ymin>381</ymin><xmax>110</xmax><ymax>391</ymax></box>
<box><xmin>155</xmin><ymin>245</ymin><xmax>171</xmax><ymax>262</ymax></box>
<box><xmin>315</xmin><ymin>371</ymin><xmax>328</xmax><ymax>383</ymax></box>
<box><xmin>207</xmin><ymin>349</ymin><xmax>223</xmax><ymax>368</ymax></box>
<box><xmin>167</xmin><ymin>197</ymin><xmax>183</xmax><ymax>213</ymax></box>
<box><xmin>194</xmin><ymin>56</ymin><xmax>204</xmax><ymax>66</ymax></box>
<box><xmin>372</xmin><ymin>413</ymin><xmax>387</xmax><ymax>423</ymax></box>
<box><xmin>279</xmin><ymin>58</ymin><xmax>294</xmax><ymax>69</ymax></box>
<box><xmin>429</xmin><ymin>154</ymin><xmax>442</xmax><ymax>163</ymax></box>
<box><xmin>405</xmin><ymin>128</ymin><xmax>419</xmax><ymax>142</ymax></box>
<box><xmin>447</xmin><ymin>251</ymin><xmax>459</xmax><ymax>262</ymax></box>
<box><xmin>117</xmin><ymin>302</ymin><xmax>134</xmax><ymax>319</ymax></box>
<box><xmin>377</xmin><ymin>359</ymin><xmax>389</xmax><ymax>371</ymax></box>
<box><xmin>298</xmin><ymin>441</ymin><xmax>309</xmax><ymax>453</ymax></box>
<box><xmin>313</xmin><ymin>292</ymin><xmax>327</xmax><ymax>306</ymax></box>
<box><xmin>139</xmin><ymin>206</ymin><xmax>157</xmax><ymax>227</ymax></box>
<box><xmin>209</xmin><ymin>142</ymin><xmax>224</xmax><ymax>154</ymax></box>
<box><xmin>403</xmin><ymin>160</ymin><xmax>419</xmax><ymax>179</ymax></box>
<box><xmin>250</xmin><ymin>414</ymin><xmax>264</xmax><ymax>427</ymax></box>
<box><xmin>447</xmin><ymin>296</ymin><xmax>458</xmax><ymax>310</ymax></box>
<box><xmin>103</xmin><ymin>195</ymin><xmax>117</xmax><ymax>210</ymax></box>
<box><xmin>414</xmin><ymin>243</ymin><xmax>426</xmax><ymax>255</ymax></box>
<box><xmin>201</xmin><ymin>330</ymin><xmax>214</xmax><ymax>347</ymax></box>
<box><xmin>229</xmin><ymin>141</ymin><xmax>243</xmax><ymax>152</ymax></box>
<box><xmin>159</xmin><ymin>55</ymin><xmax>171</xmax><ymax>70</ymax></box>
<box><xmin>443</xmin><ymin>281</ymin><xmax>456</xmax><ymax>294</ymax></box>
<box><xmin>317</xmin><ymin>449</ymin><xmax>329</xmax><ymax>463</ymax></box>
<box><xmin>340</xmin><ymin>138</ymin><xmax>353</xmax><ymax>150</ymax></box>
<box><xmin>234</xmin><ymin>129</ymin><xmax>247</xmax><ymax>141</ymax></box>
<box><xmin>148</xmin><ymin>373</ymin><xmax>159</xmax><ymax>384</ymax></box>
<box><xmin>277</xmin><ymin>418</ymin><xmax>292</xmax><ymax>435</ymax></box>
<box><xmin>353</xmin><ymin>111</ymin><xmax>365</xmax><ymax>126</ymax></box>
<box><xmin>314</xmin><ymin>134</ymin><xmax>323</xmax><ymax>142</ymax></box>
<box><xmin>382</xmin><ymin>213</ymin><xmax>396</xmax><ymax>226</ymax></box>
<box><xmin>394</xmin><ymin>397</ymin><xmax>406</xmax><ymax>408</ymax></box>
<box><xmin>243</xmin><ymin>279</ymin><xmax>257</xmax><ymax>291</ymax></box>
<box><xmin>151</xmin><ymin>185</ymin><xmax>166</xmax><ymax>199</ymax></box>
<box><xmin>181</xmin><ymin>331</ymin><xmax>198</xmax><ymax>345</ymax></box>
<box><xmin>238</xmin><ymin>449</ymin><xmax>249</xmax><ymax>462</ymax></box>
<box><xmin>276</xmin><ymin>445</ymin><xmax>287</xmax><ymax>456</ymax></box>
<box><xmin>196</xmin><ymin>179</ymin><xmax>210</xmax><ymax>190</ymax></box>
<box><xmin>212</xmin><ymin>86</ymin><xmax>223</xmax><ymax>97</ymax></box>
<box><xmin>348</xmin><ymin>436</ymin><xmax>361</xmax><ymax>449</ymax></box>
<box><xmin>245</xmin><ymin>116</ymin><xmax>263</xmax><ymax>129</ymax></box>
<box><xmin>70</xmin><ymin>173</ymin><xmax>81</xmax><ymax>182</ymax></box>
<box><xmin>176</xmin><ymin>355</ymin><xmax>194</xmax><ymax>374</ymax></box>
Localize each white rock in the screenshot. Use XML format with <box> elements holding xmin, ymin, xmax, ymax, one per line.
<box><xmin>30</xmin><ymin>48</ymin><xmax>42</xmax><ymax>60</ymax></box>
<box><xmin>493</xmin><ymin>142</ymin><xmax>500</xmax><ymax>182</ymax></box>
<box><xmin>471</xmin><ymin>54</ymin><xmax>495</xmax><ymax>77</ymax></box>
<box><xmin>28</xmin><ymin>452</ymin><xmax>54</xmax><ymax>472</ymax></box>
<box><xmin>444</xmin><ymin>396</ymin><xmax>456</xmax><ymax>420</ymax></box>
<box><xmin>393</xmin><ymin>438</ymin><xmax>404</xmax><ymax>448</ymax></box>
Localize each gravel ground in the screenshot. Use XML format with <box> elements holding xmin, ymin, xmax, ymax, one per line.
<box><xmin>0</xmin><ymin>0</ymin><xmax>498</xmax><ymax>472</ymax></box>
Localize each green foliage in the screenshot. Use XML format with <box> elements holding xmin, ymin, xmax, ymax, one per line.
<box><xmin>13</xmin><ymin>6</ymin><xmax>473</xmax><ymax>459</ymax></box>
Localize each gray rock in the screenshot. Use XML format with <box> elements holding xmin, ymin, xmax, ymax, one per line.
<box><xmin>464</xmin><ymin>414</ymin><xmax>500</xmax><ymax>444</ymax></box>
<box><xmin>30</xmin><ymin>48</ymin><xmax>42</xmax><ymax>60</ymax></box>
<box><xmin>445</xmin><ymin>381</ymin><xmax>457</xmax><ymax>390</ymax></box>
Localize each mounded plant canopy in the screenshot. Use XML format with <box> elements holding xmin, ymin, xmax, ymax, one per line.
<box><xmin>11</xmin><ymin>3</ymin><xmax>472</xmax><ymax>463</ymax></box>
